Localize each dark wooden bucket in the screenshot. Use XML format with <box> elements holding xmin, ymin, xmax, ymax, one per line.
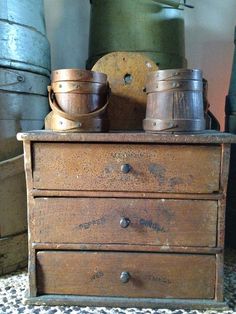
<box><xmin>46</xmin><ymin>69</ymin><xmax>109</xmax><ymax>132</ymax></box>
<box><xmin>143</xmin><ymin>69</ymin><xmax>206</xmax><ymax>132</ymax></box>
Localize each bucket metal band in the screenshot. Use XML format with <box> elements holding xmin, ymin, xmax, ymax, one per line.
<box><xmin>143</xmin><ymin>118</ymin><xmax>206</xmax><ymax>132</ymax></box>
<box><xmin>146</xmin><ymin>80</ymin><xmax>203</xmax><ymax>93</ymax></box>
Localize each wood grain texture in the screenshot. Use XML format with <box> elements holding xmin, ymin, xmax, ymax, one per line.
<box><xmin>19</xmin><ymin>131</ymin><xmax>233</xmax><ymax>306</ymax></box>
<box><xmin>32</xmin><ymin>243</ymin><xmax>223</xmax><ymax>254</ymax></box>
<box><xmin>36</xmin><ymin>251</ymin><xmax>216</xmax><ymax>299</ymax></box>
<box><xmin>32</xmin><ymin>143</ymin><xmax>221</xmax><ymax>193</ymax></box>
<box><xmin>25</xmin><ymin>295</ymin><xmax>228</xmax><ymax>310</ymax></box>
<box><xmin>17</xmin><ymin>130</ymin><xmax>236</xmax><ymax>144</ymax></box>
<box><xmin>31</xmin><ymin>189</ymin><xmax>223</xmax><ymax>199</ymax></box>
<box><xmin>0</xmin><ymin>232</ymin><xmax>27</xmax><ymax>275</ymax></box>
<box><xmin>31</xmin><ymin>198</ymin><xmax>217</xmax><ymax>247</ymax></box>
<box><xmin>92</xmin><ymin>52</ymin><xmax>158</xmax><ymax>130</ymax></box>
<box><xmin>0</xmin><ymin>155</ymin><xmax>26</xmax><ymax>237</ymax></box>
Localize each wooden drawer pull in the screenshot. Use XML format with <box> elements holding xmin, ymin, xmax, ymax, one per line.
<box><xmin>121</xmin><ymin>164</ymin><xmax>132</xmax><ymax>173</ymax></box>
<box><xmin>120</xmin><ymin>271</ymin><xmax>130</xmax><ymax>283</ymax></box>
<box><xmin>120</xmin><ymin>217</ymin><xmax>130</xmax><ymax>228</ymax></box>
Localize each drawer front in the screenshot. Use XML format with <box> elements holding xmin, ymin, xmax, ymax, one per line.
<box><xmin>36</xmin><ymin>251</ymin><xmax>216</xmax><ymax>299</ymax></box>
<box><xmin>32</xmin><ymin>198</ymin><xmax>217</xmax><ymax>247</ymax></box>
<box><xmin>33</xmin><ymin>143</ymin><xmax>221</xmax><ymax>193</ymax></box>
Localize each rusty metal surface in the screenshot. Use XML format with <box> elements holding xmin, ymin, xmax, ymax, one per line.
<box><xmin>92</xmin><ymin>52</ymin><xmax>158</xmax><ymax>130</ymax></box>
<box><xmin>32</xmin><ymin>143</ymin><xmax>221</xmax><ymax>194</ymax></box>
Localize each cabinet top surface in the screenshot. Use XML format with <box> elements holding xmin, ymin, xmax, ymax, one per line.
<box><xmin>17</xmin><ymin>130</ymin><xmax>236</xmax><ymax>144</ymax></box>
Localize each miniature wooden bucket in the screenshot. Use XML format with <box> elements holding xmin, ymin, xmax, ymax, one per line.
<box><xmin>47</xmin><ymin>69</ymin><xmax>110</xmax><ymax>132</ymax></box>
<box><xmin>143</xmin><ymin>69</ymin><xmax>206</xmax><ymax>132</ymax></box>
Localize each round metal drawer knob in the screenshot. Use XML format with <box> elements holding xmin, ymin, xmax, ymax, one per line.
<box><xmin>120</xmin><ymin>217</ymin><xmax>130</xmax><ymax>228</ymax></box>
<box><xmin>120</xmin><ymin>271</ymin><xmax>130</xmax><ymax>283</ymax></box>
<box><xmin>121</xmin><ymin>163</ymin><xmax>132</xmax><ymax>173</ymax></box>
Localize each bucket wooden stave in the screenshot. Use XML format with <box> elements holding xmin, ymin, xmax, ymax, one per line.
<box><xmin>143</xmin><ymin>68</ymin><xmax>206</xmax><ymax>133</ymax></box>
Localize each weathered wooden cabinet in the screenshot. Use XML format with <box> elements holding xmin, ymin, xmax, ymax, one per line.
<box><xmin>18</xmin><ymin>131</ymin><xmax>236</xmax><ymax>309</ymax></box>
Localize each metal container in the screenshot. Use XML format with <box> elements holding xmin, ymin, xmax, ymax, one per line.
<box><xmin>46</xmin><ymin>69</ymin><xmax>109</xmax><ymax>132</ymax></box>
<box><xmin>143</xmin><ymin>69</ymin><xmax>206</xmax><ymax>132</ymax></box>
<box><xmin>0</xmin><ymin>154</ymin><xmax>27</xmax><ymax>275</ymax></box>
<box><xmin>0</xmin><ymin>67</ymin><xmax>50</xmax><ymax>161</ymax></box>
<box><xmin>87</xmin><ymin>0</ymin><xmax>187</xmax><ymax>70</ymax></box>
<box><xmin>0</xmin><ymin>0</ymin><xmax>50</xmax><ymax>76</ymax></box>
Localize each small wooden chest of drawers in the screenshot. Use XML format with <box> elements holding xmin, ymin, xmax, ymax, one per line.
<box><xmin>18</xmin><ymin>131</ymin><xmax>236</xmax><ymax>309</ymax></box>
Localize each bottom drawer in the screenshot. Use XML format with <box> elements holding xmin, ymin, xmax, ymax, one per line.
<box><xmin>36</xmin><ymin>251</ymin><xmax>216</xmax><ymax>299</ymax></box>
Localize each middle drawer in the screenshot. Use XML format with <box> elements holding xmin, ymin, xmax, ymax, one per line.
<box><xmin>31</xmin><ymin>198</ymin><xmax>217</xmax><ymax>247</ymax></box>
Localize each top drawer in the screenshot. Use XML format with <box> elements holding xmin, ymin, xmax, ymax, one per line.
<box><xmin>32</xmin><ymin>143</ymin><xmax>221</xmax><ymax>193</ymax></box>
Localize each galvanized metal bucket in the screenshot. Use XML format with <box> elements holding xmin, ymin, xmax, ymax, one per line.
<box><xmin>0</xmin><ymin>67</ymin><xmax>50</xmax><ymax>161</ymax></box>
<box><xmin>0</xmin><ymin>154</ymin><xmax>27</xmax><ymax>275</ymax></box>
<box><xmin>87</xmin><ymin>0</ymin><xmax>187</xmax><ymax>70</ymax></box>
<box><xmin>0</xmin><ymin>0</ymin><xmax>50</xmax><ymax>76</ymax></box>
<box><xmin>46</xmin><ymin>69</ymin><xmax>109</xmax><ymax>132</ymax></box>
<box><xmin>143</xmin><ymin>69</ymin><xmax>206</xmax><ymax>132</ymax></box>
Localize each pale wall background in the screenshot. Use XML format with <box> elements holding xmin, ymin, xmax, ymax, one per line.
<box><xmin>44</xmin><ymin>0</ymin><xmax>236</xmax><ymax>129</ymax></box>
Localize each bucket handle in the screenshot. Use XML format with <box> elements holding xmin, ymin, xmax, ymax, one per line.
<box><xmin>47</xmin><ymin>85</ymin><xmax>110</xmax><ymax>122</ymax></box>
